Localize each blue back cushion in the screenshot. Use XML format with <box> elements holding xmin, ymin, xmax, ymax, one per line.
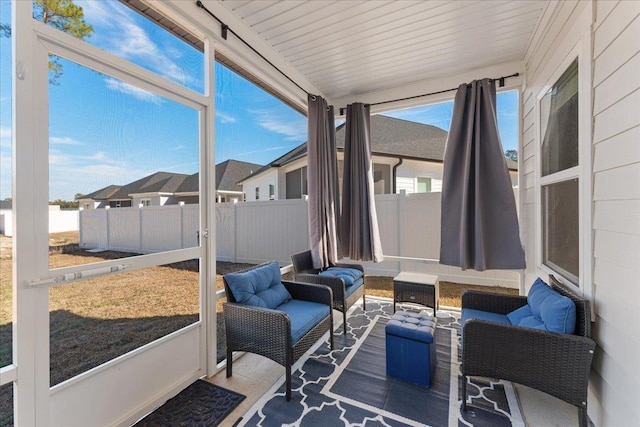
<box><xmin>520</xmin><ymin>278</ymin><xmax>576</xmax><ymax>334</ymax></box>
<box><xmin>225</xmin><ymin>261</ymin><xmax>292</xmax><ymax>309</ymax></box>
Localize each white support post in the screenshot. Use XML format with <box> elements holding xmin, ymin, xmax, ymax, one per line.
<box><xmin>12</xmin><ymin>1</ymin><xmax>51</xmax><ymax>424</ymax></box>
<box><xmin>398</xmin><ymin>190</ymin><xmax>407</xmax><ymax>274</ymax></box>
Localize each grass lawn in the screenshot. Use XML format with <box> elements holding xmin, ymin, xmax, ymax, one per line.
<box><xmin>0</xmin><ymin>232</ymin><xmax>518</xmax><ymax>426</ymax></box>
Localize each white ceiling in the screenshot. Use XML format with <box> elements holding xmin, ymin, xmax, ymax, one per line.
<box><xmin>216</xmin><ymin>0</ymin><xmax>550</xmax><ymax>101</ymax></box>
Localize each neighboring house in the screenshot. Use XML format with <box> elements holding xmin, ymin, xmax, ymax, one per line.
<box><xmin>79</xmin><ymin>159</ymin><xmax>261</xmax><ymax>209</ymax></box>
<box><xmin>238</xmin><ymin>115</ymin><xmax>518</xmax><ymax>201</ymax></box>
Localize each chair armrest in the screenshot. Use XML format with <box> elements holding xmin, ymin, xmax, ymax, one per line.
<box><xmin>282</xmin><ymin>280</ymin><xmax>334</xmax><ymax>307</ymax></box>
<box><xmin>462</xmin><ymin>319</ymin><xmax>595</xmax><ymax>407</ymax></box>
<box><xmin>292</xmin><ymin>274</ymin><xmax>345</xmax><ymax>301</ymax></box>
<box><xmin>332</xmin><ymin>262</ymin><xmax>364</xmax><ymax>273</ymax></box>
<box><xmin>223</xmin><ymin>302</ymin><xmax>291</xmax><ymax>356</ymax></box>
<box><xmin>461</xmin><ymin>290</ymin><xmax>527</xmax><ymax>314</ymax></box>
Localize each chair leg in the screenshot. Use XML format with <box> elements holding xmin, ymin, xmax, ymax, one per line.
<box><xmin>343</xmin><ymin>310</ymin><xmax>348</xmax><ymax>335</ymax></box>
<box><xmin>362</xmin><ymin>293</ymin><xmax>366</xmax><ymax>310</ymax></box>
<box><xmin>462</xmin><ymin>376</ymin><xmax>467</xmax><ymax>411</ymax></box>
<box><xmin>285</xmin><ymin>365</ymin><xmax>292</xmax><ymax>401</ymax></box>
<box><xmin>578</xmin><ymin>406</ymin><xmax>588</xmax><ymax>427</ymax></box>
<box><xmin>329</xmin><ymin>329</ymin><xmax>334</xmax><ymax>350</ymax></box>
<box><xmin>226</xmin><ymin>349</ymin><xmax>233</xmax><ymax>378</ymax></box>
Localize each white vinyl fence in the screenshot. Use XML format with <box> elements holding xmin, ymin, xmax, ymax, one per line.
<box><xmin>1</xmin><ymin>207</ymin><xmax>79</xmax><ymax>237</ymax></box>
<box><xmin>79</xmin><ymin>191</ymin><xmax>520</xmax><ymax>288</ymax></box>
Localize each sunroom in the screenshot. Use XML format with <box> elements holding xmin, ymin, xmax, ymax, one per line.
<box><xmin>0</xmin><ymin>0</ymin><xmax>638</xmax><ymax>426</ymax></box>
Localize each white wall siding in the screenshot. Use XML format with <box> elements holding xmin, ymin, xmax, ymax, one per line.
<box><xmin>520</xmin><ymin>0</ymin><xmax>640</xmax><ymax>424</ymax></box>
<box><xmin>591</xmin><ymin>3</ymin><xmax>640</xmax><ymax>423</ymax></box>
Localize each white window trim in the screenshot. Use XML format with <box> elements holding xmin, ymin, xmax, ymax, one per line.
<box><xmin>535</xmin><ymin>36</ymin><xmax>593</xmax><ymax>301</ymax></box>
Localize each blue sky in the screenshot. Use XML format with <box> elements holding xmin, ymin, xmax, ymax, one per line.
<box><xmin>0</xmin><ymin>0</ymin><xmax>517</xmax><ymax>201</ymax></box>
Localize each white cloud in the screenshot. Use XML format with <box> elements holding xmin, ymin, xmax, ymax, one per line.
<box><xmin>50</xmin><ymin>136</ymin><xmax>83</xmax><ymax>146</ymax></box>
<box><xmin>0</xmin><ymin>151</ymin><xmax>11</xmax><ymax>200</ymax></box>
<box><xmin>249</xmin><ymin>109</ymin><xmax>307</xmax><ymax>142</ymax></box>
<box><xmin>173</xmin><ymin>144</ymin><xmax>186</xmax><ymax>151</ymax></box>
<box><xmin>105</xmin><ymin>78</ymin><xmax>162</xmax><ymax>104</ymax></box>
<box><xmin>79</xmin><ymin>1</ymin><xmax>192</xmax><ymax>86</ymax></box>
<box><xmin>216</xmin><ymin>112</ymin><xmax>237</xmax><ymax>124</ymax></box>
<box><xmin>0</xmin><ymin>126</ymin><xmax>10</xmax><ymax>150</ymax></box>
<box><xmin>236</xmin><ymin>145</ymin><xmax>294</xmax><ymax>157</ymax></box>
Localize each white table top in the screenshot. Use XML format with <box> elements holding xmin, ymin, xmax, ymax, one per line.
<box><xmin>393</xmin><ymin>272</ymin><xmax>438</xmax><ymax>285</ymax></box>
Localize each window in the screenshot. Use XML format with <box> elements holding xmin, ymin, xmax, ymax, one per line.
<box><xmin>269</xmin><ymin>184</ymin><xmax>275</xmax><ymax>200</ymax></box>
<box><xmin>140</xmin><ymin>199</ymin><xmax>151</xmax><ymax>207</ymax></box>
<box><xmin>286</xmin><ymin>167</ymin><xmax>307</xmax><ymax>199</ymax></box>
<box><xmin>255</xmin><ymin>187</ymin><xmax>259</xmax><ymax>200</ymax></box>
<box><xmin>373</xmin><ymin>163</ymin><xmax>390</xmax><ymax>194</ymax></box>
<box><xmin>539</xmin><ymin>59</ymin><xmax>580</xmax><ymax>285</ymax></box>
<box><xmin>417</xmin><ymin>177</ymin><xmax>432</xmax><ymax>193</ymax></box>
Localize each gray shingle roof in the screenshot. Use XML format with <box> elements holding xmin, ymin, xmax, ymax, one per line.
<box><xmin>241</xmin><ymin>114</ymin><xmax>517</xmax><ymax>178</ymax></box>
<box><xmin>215</xmin><ymin>160</ymin><xmax>262</xmax><ymax>192</ymax></box>
<box><xmin>243</xmin><ymin>115</ymin><xmax>449</xmax><ymax>181</ymax></box>
<box><xmin>81</xmin><ymin>185</ymin><xmax>123</xmax><ymax>200</ymax></box>
<box><xmin>83</xmin><ymin>160</ymin><xmax>264</xmax><ymax>200</ymax></box>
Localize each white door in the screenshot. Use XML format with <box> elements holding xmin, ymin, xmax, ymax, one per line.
<box><xmin>10</xmin><ymin>2</ymin><xmax>216</xmax><ymax>425</ymax></box>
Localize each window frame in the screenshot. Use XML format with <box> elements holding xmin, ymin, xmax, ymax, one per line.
<box><xmin>535</xmin><ymin>39</ymin><xmax>592</xmax><ymax>298</ymax></box>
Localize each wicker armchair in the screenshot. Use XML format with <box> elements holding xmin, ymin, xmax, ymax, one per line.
<box><xmin>460</xmin><ymin>276</ymin><xmax>595</xmax><ymax>427</ymax></box>
<box><xmin>223</xmin><ymin>263</ymin><xmax>334</xmax><ymax>401</ymax></box>
<box><xmin>291</xmin><ymin>250</ymin><xmax>366</xmax><ymax>334</ymax></box>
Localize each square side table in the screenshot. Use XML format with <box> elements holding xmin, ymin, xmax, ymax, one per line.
<box><xmin>393</xmin><ymin>272</ymin><xmax>439</xmax><ymax>313</ymax></box>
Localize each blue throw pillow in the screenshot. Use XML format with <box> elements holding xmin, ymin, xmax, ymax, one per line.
<box><xmin>507</xmin><ymin>304</ymin><xmax>546</xmax><ymax>330</ymax></box>
<box><xmin>526</xmin><ymin>278</ymin><xmax>576</xmax><ymax>334</ymax></box>
<box><xmin>225</xmin><ymin>261</ymin><xmax>292</xmax><ymax>309</ymax></box>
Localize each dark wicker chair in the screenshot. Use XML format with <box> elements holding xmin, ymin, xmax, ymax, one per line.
<box><xmin>291</xmin><ymin>250</ymin><xmax>366</xmax><ymax>334</ymax></box>
<box><xmin>460</xmin><ymin>276</ymin><xmax>596</xmax><ymax>427</ymax></box>
<box><xmin>223</xmin><ymin>263</ymin><xmax>334</xmax><ymax>401</ymax></box>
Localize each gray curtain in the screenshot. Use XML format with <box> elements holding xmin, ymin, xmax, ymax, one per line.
<box><xmin>307</xmin><ymin>94</ymin><xmax>341</xmax><ymax>269</ymax></box>
<box><xmin>440</xmin><ymin>79</ymin><xmax>525</xmax><ymax>270</ymax></box>
<box><xmin>341</xmin><ymin>103</ymin><xmax>383</xmax><ymax>262</ymax></box>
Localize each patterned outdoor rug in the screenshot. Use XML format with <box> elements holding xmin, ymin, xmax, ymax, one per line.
<box><xmin>134</xmin><ymin>379</ymin><xmax>245</xmax><ymax>427</ymax></box>
<box><xmin>238</xmin><ymin>298</ymin><xmax>524</xmax><ymax>427</ymax></box>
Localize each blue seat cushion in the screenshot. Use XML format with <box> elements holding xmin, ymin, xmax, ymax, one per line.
<box><xmin>224</xmin><ymin>261</ymin><xmax>292</xmax><ymax>309</ymax></box>
<box><xmin>344</xmin><ymin>277</ymin><xmax>365</xmax><ymax>297</ymax></box>
<box><xmin>277</xmin><ymin>299</ymin><xmax>330</xmax><ymax>343</ymax></box>
<box><xmin>525</xmin><ymin>278</ymin><xmax>576</xmax><ymax>334</ymax></box>
<box><xmin>385</xmin><ymin>311</ymin><xmax>436</xmax><ymax>343</ymax></box>
<box><xmin>461</xmin><ymin>308</ymin><xmax>511</xmax><ymax>327</ymax></box>
<box><xmin>319</xmin><ymin>267</ymin><xmax>363</xmax><ymax>287</ymax></box>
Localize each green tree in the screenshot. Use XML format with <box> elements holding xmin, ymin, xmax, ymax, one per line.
<box><xmin>74</xmin><ymin>193</ymin><xmax>84</xmax><ymax>200</ymax></box>
<box><xmin>0</xmin><ymin>0</ymin><xmax>94</xmax><ymax>83</ymax></box>
<box><xmin>34</xmin><ymin>0</ymin><xmax>93</xmax><ymax>83</ymax></box>
<box><xmin>505</xmin><ymin>149</ymin><xmax>518</xmax><ymax>161</ymax></box>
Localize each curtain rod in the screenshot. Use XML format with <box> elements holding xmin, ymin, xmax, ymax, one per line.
<box><xmin>196</xmin><ymin>1</ymin><xmax>312</xmax><ymax>97</ymax></box>
<box><xmin>338</xmin><ymin>72</ymin><xmax>520</xmax><ymax>116</ymax></box>
<box><xmin>195</xmin><ymin>1</ymin><xmax>519</xmax><ymax>116</ymax></box>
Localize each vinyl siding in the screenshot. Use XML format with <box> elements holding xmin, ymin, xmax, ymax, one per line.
<box><xmin>590</xmin><ymin>1</ymin><xmax>640</xmax><ymax>424</ymax></box>
<box><xmin>521</xmin><ymin>0</ymin><xmax>640</xmax><ymax>424</ymax></box>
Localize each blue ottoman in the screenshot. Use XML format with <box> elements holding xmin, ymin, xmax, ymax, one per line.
<box><xmin>385</xmin><ymin>311</ymin><xmax>437</xmax><ymax>387</ymax></box>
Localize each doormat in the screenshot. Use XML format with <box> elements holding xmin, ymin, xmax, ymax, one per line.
<box><xmin>135</xmin><ymin>379</ymin><xmax>245</xmax><ymax>427</ymax></box>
